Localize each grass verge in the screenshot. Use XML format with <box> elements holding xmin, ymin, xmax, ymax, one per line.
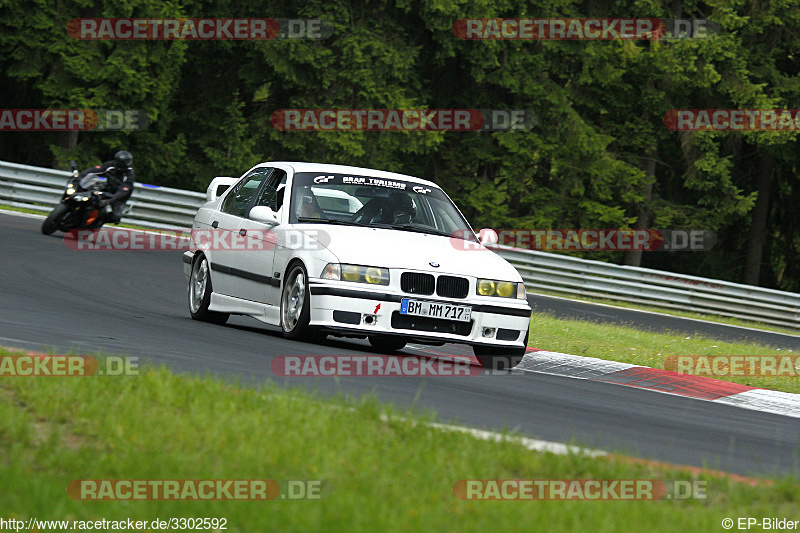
<box><xmin>530</xmin><ymin>289</ymin><xmax>800</xmax><ymax>336</ymax></box>
<box><xmin>530</xmin><ymin>313</ymin><xmax>800</xmax><ymax>394</ymax></box>
<box><xmin>0</xmin><ymin>349</ymin><xmax>796</xmax><ymax>532</ymax></box>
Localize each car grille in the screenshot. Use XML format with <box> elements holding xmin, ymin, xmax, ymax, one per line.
<box><xmin>436</xmin><ymin>275</ymin><xmax>469</xmax><ymax>299</ymax></box>
<box><xmin>391</xmin><ymin>312</ymin><xmax>473</xmax><ymax>336</ymax></box>
<box><xmin>400</xmin><ymin>272</ymin><xmax>435</xmax><ymax>295</ymax></box>
<box><xmin>400</xmin><ymin>272</ymin><xmax>469</xmax><ymax>299</ymax></box>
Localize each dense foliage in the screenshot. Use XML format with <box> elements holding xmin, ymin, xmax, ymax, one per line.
<box><xmin>1</xmin><ymin>0</ymin><xmax>798</xmax><ymax>288</ymax></box>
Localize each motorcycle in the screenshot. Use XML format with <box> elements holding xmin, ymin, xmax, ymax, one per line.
<box><xmin>41</xmin><ymin>160</ymin><xmax>114</xmax><ymax>235</ymax></box>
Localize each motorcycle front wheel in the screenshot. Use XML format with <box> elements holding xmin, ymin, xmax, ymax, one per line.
<box><xmin>41</xmin><ymin>203</ymin><xmax>69</xmax><ymax>235</ymax></box>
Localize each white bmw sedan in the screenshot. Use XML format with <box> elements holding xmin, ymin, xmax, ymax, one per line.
<box><xmin>183</xmin><ymin>162</ymin><xmax>531</xmax><ymax>368</ymax></box>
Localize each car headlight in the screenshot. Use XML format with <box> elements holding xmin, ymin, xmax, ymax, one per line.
<box><xmin>496</xmin><ymin>281</ymin><xmax>515</xmax><ymax>297</ymax></box>
<box><xmin>477</xmin><ymin>279</ymin><xmax>496</xmax><ymax>296</ymax></box>
<box><xmin>342</xmin><ymin>264</ymin><xmax>360</xmax><ymax>281</ymax></box>
<box><xmin>364</xmin><ymin>267</ymin><xmax>385</xmax><ymax>284</ymax></box>
<box><xmin>477</xmin><ymin>278</ymin><xmax>521</xmax><ymax>299</ymax></box>
<box><xmin>322</xmin><ymin>263</ymin><xmax>389</xmax><ymax>285</ymax></box>
<box><xmin>66</xmin><ymin>187</ymin><xmax>76</xmax><ymax>195</ymax></box>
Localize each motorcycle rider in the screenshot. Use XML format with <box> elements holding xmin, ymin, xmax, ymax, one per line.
<box><xmin>77</xmin><ymin>150</ymin><xmax>135</xmax><ymax>224</ymax></box>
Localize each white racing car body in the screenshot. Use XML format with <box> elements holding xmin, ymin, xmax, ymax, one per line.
<box><xmin>183</xmin><ymin>162</ymin><xmax>531</xmax><ymax>368</ymax></box>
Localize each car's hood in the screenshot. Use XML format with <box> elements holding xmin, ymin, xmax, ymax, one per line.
<box><xmin>293</xmin><ymin>224</ymin><xmax>522</xmax><ymax>281</ymax></box>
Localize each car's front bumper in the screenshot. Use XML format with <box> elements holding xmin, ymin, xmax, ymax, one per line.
<box><xmin>307</xmin><ymin>280</ymin><xmax>531</xmax><ymax>347</ymax></box>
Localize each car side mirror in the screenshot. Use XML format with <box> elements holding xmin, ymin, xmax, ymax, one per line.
<box><xmin>249</xmin><ymin>205</ymin><xmax>280</xmax><ymax>225</ymax></box>
<box><xmin>478</xmin><ymin>228</ymin><xmax>499</xmax><ymax>246</ymax></box>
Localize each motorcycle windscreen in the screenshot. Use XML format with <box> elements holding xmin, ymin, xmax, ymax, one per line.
<box><xmin>79</xmin><ymin>173</ymin><xmax>107</xmax><ymax>190</ymax></box>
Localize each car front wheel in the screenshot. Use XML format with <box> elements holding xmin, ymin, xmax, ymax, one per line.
<box><xmin>281</xmin><ymin>262</ymin><xmax>325</xmax><ymax>341</ymax></box>
<box><xmin>189</xmin><ymin>254</ymin><xmax>229</xmax><ymax>325</ymax></box>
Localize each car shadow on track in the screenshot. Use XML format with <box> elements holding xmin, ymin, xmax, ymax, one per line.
<box><xmin>219</xmin><ymin>319</ymin><xmax>478</xmax><ymax>365</ymax></box>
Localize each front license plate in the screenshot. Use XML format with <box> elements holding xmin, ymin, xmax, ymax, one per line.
<box><xmin>400</xmin><ymin>298</ymin><xmax>472</xmax><ymax>322</ymax></box>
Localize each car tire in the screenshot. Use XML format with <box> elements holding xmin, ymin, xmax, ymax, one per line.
<box><xmin>188</xmin><ymin>254</ymin><xmax>229</xmax><ymax>325</ymax></box>
<box><xmin>472</xmin><ymin>330</ymin><xmax>528</xmax><ymax>370</ymax></box>
<box><xmin>281</xmin><ymin>262</ymin><xmax>324</xmax><ymax>341</ymax></box>
<box><xmin>41</xmin><ymin>203</ymin><xmax>68</xmax><ymax>235</ymax></box>
<box><xmin>368</xmin><ymin>336</ymin><xmax>407</xmax><ymax>353</ymax></box>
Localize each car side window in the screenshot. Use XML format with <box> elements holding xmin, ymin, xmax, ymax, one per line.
<box><xmin>220</xmin><ymin>168</ymin><xmax>270</xmax><ymax>217</ymax></box>
<box><xmin>253</xmin><ymin>169</ymin><xmax>288</xmax><ymax>213</ymax></box>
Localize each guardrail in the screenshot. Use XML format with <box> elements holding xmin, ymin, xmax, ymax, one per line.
<box><xmin>494</xmin><ymin>247</ymin><xmax>800</xmax><ymax>330</ymax></box>
<box><xmin>0</xmin><ymin>160</ymin><xmax>205</xmax><ymax>228</ymax></box>
<box><xmin>2</xmin><ymin>159</ymin><xmax>799</xmax><ymax>330</ymax></box>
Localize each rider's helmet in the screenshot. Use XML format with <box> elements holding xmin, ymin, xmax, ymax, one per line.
<box><xmin>114</xmin><ymin>150</ymin><xmax>133</xmax><ymax>168</ymax></box>
<box><xmin>384</xmin><ymin>191</ymin><xmax>416</xmax><ymax>224</ymax></box>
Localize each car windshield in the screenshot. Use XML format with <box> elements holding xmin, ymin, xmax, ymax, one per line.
<box><xmin>289</xmin><ymin>172</ymin><xmax>478</xmax><ymax>241</ymax></box>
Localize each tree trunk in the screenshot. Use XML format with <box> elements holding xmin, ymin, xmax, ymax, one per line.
<box><xmin>52</xmin><ymin>130</ymin><xmax>79</xmax><ymax>168</ymax></box>
<box><xmin>623</xmin><ymin>156</ymin><xmax>655</xmax><ymax>266</ymax></box>
<box><xmin>743</xmin><ymin>151</ymin><xmax>774</xmax><ymax>285</ymax></box>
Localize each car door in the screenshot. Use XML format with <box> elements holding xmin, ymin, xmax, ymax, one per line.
<box><xmin>234</xmin><ymin>167</ymin><xmax>288</xmax><ymax>307</ymax></box>
<box><xmin>207</xmin><ymin>167</ymin><xmax>272</xmax><ymax>298</ymax></box>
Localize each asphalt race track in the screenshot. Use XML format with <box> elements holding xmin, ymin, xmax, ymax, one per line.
<box><xmin>0</xmin><ymin>211</ymin><xmax>798</xmax><ymax>477</ymax></box>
